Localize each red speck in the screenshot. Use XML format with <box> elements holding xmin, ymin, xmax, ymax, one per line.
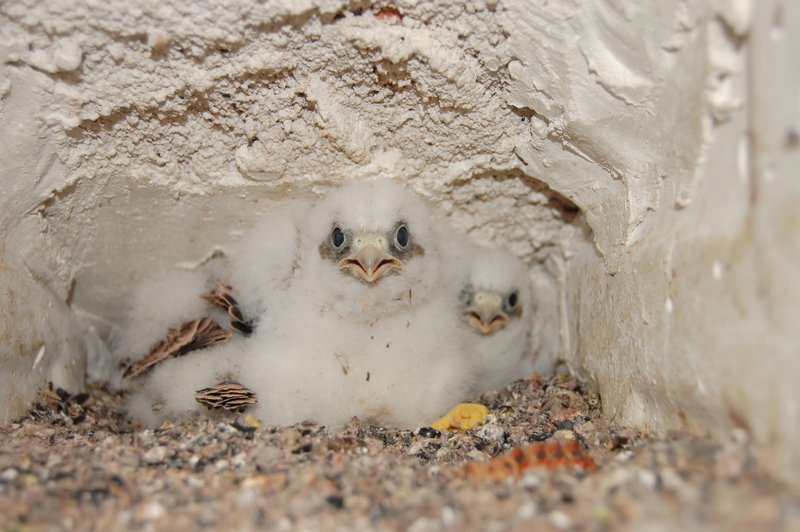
<box><xmin>375</xmin><ymin>7</ymin><xmax>402</xmax><ymax>23</ymax></box>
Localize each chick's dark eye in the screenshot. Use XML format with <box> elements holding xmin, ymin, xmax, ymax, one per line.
<box><xmin>332</xmin><ymin>227</ymin><xmax>345</xmax><ymax>248</ymax></box>
<box><xmin>507</xmin><ymin>291</ymin><xmax>518</xmax><ymax>309</ymax></box>
<box><xmin>395</xmin><ymin>224</ymin><xmax>409</xmax><ymax>249</ymax></box>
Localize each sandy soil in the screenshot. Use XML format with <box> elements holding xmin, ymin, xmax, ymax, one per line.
<box><xmin>1</xmin><ymin>373</ymin><xmax>798</xmax><ymax>531</ymax></box>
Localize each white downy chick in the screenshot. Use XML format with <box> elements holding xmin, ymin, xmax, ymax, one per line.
<box><xmin>111</xmin><ymin>269</ymin><xmax>218</xmax><ymax>381</ymax></box>
<box><xmin>215</xmin><ymin>202</ymin><xmax>314</xmax><ymax>323</ymax></box>
<box><xmin>126</xmin><ymin>338</ymin><xmax>249</xmax><ymax>426</ymax></box>
<box><xmin>458</xmin><ymin>245</ymin><xmax>535</xmax><ymax>393</ymax></box>
<box><xmin>239</xmin><ymin>179</ymin><xmax>474</xmax><ymax>428</ymax></box>
<box><xmin>113</xmin><ymin>267</ymin><xmax>252</xmax><ymax>421</ymax></box>
<box><xmin>120</xmin><ymin>201</ymin><xmax>314</xmax><ymax>423</ymax></box>
<box><xmin>121</xmin><ymin>180</ymin><xmax>473</xmax><ymax>428</ymax></box>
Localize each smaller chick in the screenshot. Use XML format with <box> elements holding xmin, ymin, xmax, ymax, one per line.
<box><xmin>458</xmin><ymin>245</ymin><xmax>535</xmax><ymax>393</ymax></box>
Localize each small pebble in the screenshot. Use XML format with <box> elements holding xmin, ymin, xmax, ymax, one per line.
<box><xmin>548</xmin><ymin>510</ymin><xmax>573</xmax><ymax>530</ymax></box>
<box><xmin>186</xmin><ymin>476</ymin><xmax>205</xmax><ymax>489</ymax></box>
<box><xmin>637</xmin><ymin>469</ymin><xmax>658</xmax><ymax>490</ymax></box>
<box><xmin>140</xmin><ymin>446</ymin><xmax>167</xmax><ymax>465</ymax></box>
<box><xmin>231</xmin><ymin>451</ymin><xmax>248</xmax><ymax>468</ymax></box>
<box><xmin>551</xmin><ymin>429</ymin><xmax>576</xmax><ymax>442</ymax></box>
<box><xmin>476</xmin><ymin>424</ymin><xmax>505</xmax><ymax>444</ymax></box>
<box><xmin>1</xmin><ymin>468</ymin><xmax>18</xmax><ymax>481</ymax></box>
<box><xmin>215</xmin><ymin>423</ymin><xmax>237</xmax><ymax>440</ymax></box>
<box><xmin>441</xmin><ymin>505</ymin><xmax>456</xmax><ymax>527</ymax></box>
<box><xmin>114</xmin><ymin>510</ymin><xmax>133</xmax><ymax>527</ymax></box>
<box><xmin>465</xmin><ymin>449</ymin><xmax>492</xmax><ymax>463</ymax></box>
<box><xmin>520</xmin><ymin>471</ymin><xmax>543</xmax><ymax>490</ymax></box>
<box><xmin>516</xmin><ymin>500</ymin><xmax>537</xmax><ymax>521</ymax></box>
<box><xmin>417</xmin><ymin>427</ymin><xmax>441</xmax><ymax>438</ymax></box>
<box><xmin>614</xmin><ymin>450</ymin><xmax>635</xmax><ymax>463</ymax></box>
<box><xmin>555</xmin><ymin>419</ymin><xmax>575</xmax><ymax>431</ymax></box>
<box><xmin>139</xmin><ymin>501</ymin><xmax>166</xmax><ymax>521</ymax></box>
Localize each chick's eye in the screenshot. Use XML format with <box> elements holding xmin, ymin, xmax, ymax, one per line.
<box><xmin>332</xmin><ymin>227</ymin><xmax>346</xmax><ymax>248</ymax></box>
<box><xmin>395</xmin><ymin>224</ymin><xmax>409</xmax><ymax>249</ymax></box>
<box><xmin>506</xmin><ymin>291</ymin><xmax>519</xmax><ymax>309</ymax></box>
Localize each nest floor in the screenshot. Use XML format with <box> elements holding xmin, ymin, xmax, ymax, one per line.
<box><xmin>1</xmin><ymin>373</ymin><xmax>797</xmax><ymax>531</ymax></box>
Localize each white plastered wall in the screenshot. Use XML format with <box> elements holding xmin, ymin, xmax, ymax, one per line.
<box><xmin>1</xmin><ymin>1</ymin><xmax>798</xmax><ymax>482</ymax></box>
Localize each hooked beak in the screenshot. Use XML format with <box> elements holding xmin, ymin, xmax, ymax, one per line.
<box><xmin>463</xmin><ymin>296</ymin><xmax>510</xmax><ymax>335</ymax></box>
<box><xmin>338</xmin><ymin>243</ymin><xmax>403</xmax><ymax>283</ymax></box>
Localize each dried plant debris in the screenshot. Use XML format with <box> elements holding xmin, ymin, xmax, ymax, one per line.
<box><xmin>26</xmin><ymin>382</ymin><xmax>90</xmax><ymax>426</ymax></box>
<box><xmin>2</xmin><ymin>374</ymin><xmax>798</xmax><ymax>531</ymax></box>
<box><xmin>123</xmin><ymin>317</ymin><xmax>232</xmax><ymax>378</ymax></box>
<box><xmin>195</xmin><ymin>381</ymin><xmax>258</xmax><ymax>413</ymax></box>
<box><xmin>21</xmin><ymin>382</ymin><xmax>135</xmax><ymax>432</ymax></box>
<box><xmin>201</xmin><ymin>282</ymin><xmax>255</xmax><ymax>335</ymax></box>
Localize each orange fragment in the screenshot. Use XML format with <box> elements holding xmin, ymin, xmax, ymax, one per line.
<box><xmin>464</xmin><ymin>441</ymin><xmax>597</xmax><ymax>482</ymax></box>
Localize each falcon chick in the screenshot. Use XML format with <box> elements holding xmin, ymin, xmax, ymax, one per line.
<box><xmin>237</xmin><ymin>179</ymin><xmax>474</xmax><ymax>428</ymax></box>
<box><xmin>458</xmin><ymin>245</ymin><xmax>535</xmax><ymax>393</ymax></box>
<box><xmin>216</xmin><ymin>202</ymin><xmax>314</xmax><ymax>323</ymax></box>
<box><xmin>122</xmin><ymin>180</ymin><xmax>475</xmax><ymax>429</ymax></box>
<box><xmin>115</xmin><ymin>200</ymin><xmax>315</xmax><ymax>424</ymax></box>
<box><xmin>112</xmin><ymin>269</ymin><xmax>225</xmax><ymax>379</ymax></box>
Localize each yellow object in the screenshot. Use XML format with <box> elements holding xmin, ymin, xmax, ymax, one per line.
<box><xmin>244</xmin><ymin>413</ymin><xmax>262</xmax><ymax>428</ymax></box>
<box><xmin>430</xmin><ymin>403</ymin><xmax>489</xmax><ymax>432</ymax></box>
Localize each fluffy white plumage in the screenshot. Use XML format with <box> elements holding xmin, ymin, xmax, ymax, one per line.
<box><xmin>120</xmin><ymin>180</ymin><xmax>476</xmax><ymax>429</ymax></box>
<box><xmin>456</xmin><ymin>245</ymin><xmax>536</xmax><ymax>393</ymax></box>
<box><xmin>237</xmin><ymin>179</ymin><xmax>474</xmax><ymax>428</ymax></box>
<box><xmin>114</xmin><ymin>203</ymin><xmax>313</xmax><ymax>423</ymax></box>
<box><xmin>112</xmin><ymin>269</ymin><xmax>221</xmax><ymax>373</ymax></box>
<box><xmin>214</xmin><ymin>203</ymin><xmax>313</xmax><ymax>323</ymax></box>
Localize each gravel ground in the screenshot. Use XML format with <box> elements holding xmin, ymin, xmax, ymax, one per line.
<box><xmin>1</xmin><ymin>373</ymin><xmax>798</xmax><ymax>532</ymax></box>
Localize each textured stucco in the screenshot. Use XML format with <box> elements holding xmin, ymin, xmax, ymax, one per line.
<box><xmin>1</xmin><ymin>1</ymin><xmax>799</xmax><ymax>482</ymax></box>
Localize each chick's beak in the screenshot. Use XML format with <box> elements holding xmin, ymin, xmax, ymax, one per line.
<box><xmin>338</xmin><ymin>243</ymin><xmax>403</xmax><ymax>283</ymax></box>
<box><xmin>463</xmin><ymin>293</ymin><xmax>510</xmax><ymax>334</ymax></box>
